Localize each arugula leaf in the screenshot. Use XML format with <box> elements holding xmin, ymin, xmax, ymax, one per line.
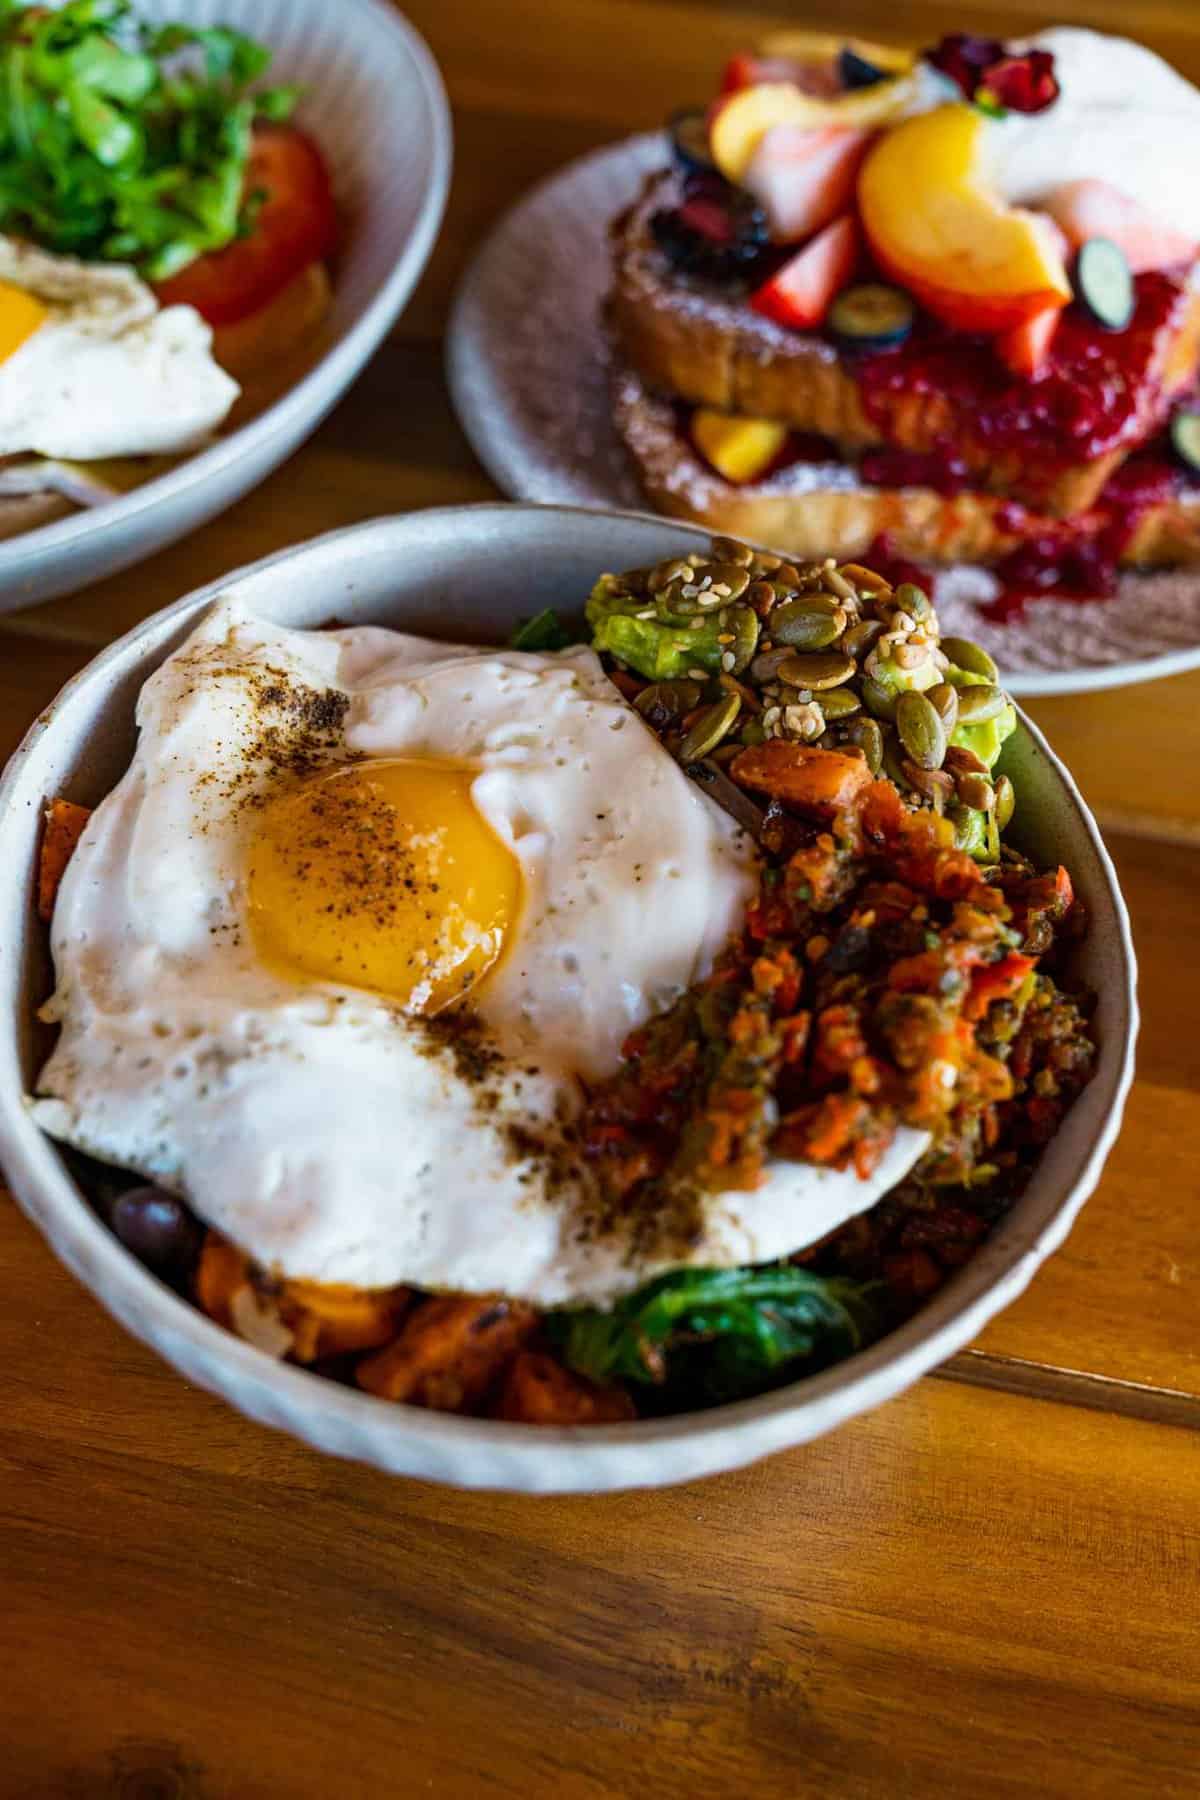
<box><xmin>553</xmin><ymin>1265</ymin><xmax>886</xmax><ymax>1408</ymax></box>
<box><xmin>510</xmin><ymin>608</ymin><xmax>585</xmax><ymax>653</ymax></box>
<box><xmin>0</xmin><ymin>0</ymin><xmax>298</xmax><ymax>276</ymax></box>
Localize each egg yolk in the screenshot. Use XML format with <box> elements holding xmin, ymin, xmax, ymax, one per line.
<box><xmin>0</xmin><ymin>280</ymin><xmax>47</xmax><ymax>363</ymax></box>
<box><xmin>246</xmin><ymin>759</ymin><xmax>519</xmax><ymax>1013</ymax></box>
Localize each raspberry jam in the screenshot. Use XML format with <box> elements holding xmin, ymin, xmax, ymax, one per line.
<box><xmin>857</xmin><ymin>273</ymin><xmax>1191</xmax><ymax>475</ymax></box>
<box><xmin>983</xmin><ymin>449</ymin><xmax>1187</xmax><ymax>621</ymax></box>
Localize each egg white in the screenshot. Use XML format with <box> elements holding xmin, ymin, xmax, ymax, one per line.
<box><xmin>0</xmin><ymin>236</ymin><xmax>238</xmax><ymax>460</ymax></box>
<box><xmin>33</xmin><ymin>600</ymin><xmax>928</xmax><ymax>1306</ymax></box>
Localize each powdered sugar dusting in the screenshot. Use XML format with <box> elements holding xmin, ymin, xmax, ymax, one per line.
<box><xmin>448</xmin><ymin>132</ymin><xmax>1200</xmax><ymax>696</ymax></box>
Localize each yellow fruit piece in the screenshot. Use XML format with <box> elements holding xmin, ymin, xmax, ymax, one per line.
<box><xmin>0</xmin><ymin>279</ymin><xmax>47</xmax><ymax>363</ymax></box>
<box><xmin>710</xmin><ymin>75</ymin><xmax>917</xmax><ymax>184</ymax></box>
<box><xmin>758</xmin><ymin>30</ymin><xmax>914</xmax><ymax>78</ymax></box>
<box><xmin>692</xmin><ymin>409</ymin><xmax>789</xmax><ymax>485</ymax></box>
<box><xmin>858</xmin><ymin>105</ymin><xmax>1072</xmax><ymax>331</ymax></box>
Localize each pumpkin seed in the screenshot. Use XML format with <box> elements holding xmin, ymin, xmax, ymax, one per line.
<box><xmin>956</xmin><ymin>682</ymin><xmax>1006</xmax><ymax>724</ymax></box>
<box><xmin>843</xmin><ymin>716</ymin><xmax>884</xmax><ymax>774</ymax></box>
<box><xmin>705</xmin><ymin>562</ymin><xmax>751</xmax><ymax>600</ymax></box>
<box><xmin>837</xmin><ymin>563</ymin><xmax>893</xmax><ymax>599</ymax></box>
<box><xmin>896</xmin><ymin>690</ymin><xmax>947</xmax><ymax>770</ymax></box>
<box><xmin>771</xmin><ymin>595</ymin><xmax>847</xmax><ymax>649</ymax></box>
<box><xmin>818</xmin><ymin>687</ymin><xmax>862</xmax><ymax>721</ymax></box>
<box><xmin>903</xmin><ymin>759</ymin><xmax>955</xmax><ymax>810</ymax></box>
<box><xmin>634</xmin><ymin>678</ymin><xmax>704</xmax><ymax>725</ymax></box>
<box><xmin>778</xmin><ymin>650</ymin><xmax>856</xmax><ymax>691</ymax></box>
<box><xmin>882</xmin><ymin>730</ymin><xmax>910</xmax><ymax>789</ymax></box>
<box><xmin>773</xmin><ymin>561</ymin><xmax>803</xmax><ymax>589</ymax></box>
<box><xmin>940</xmin><ymin>636</ymin><xmax>999</xmax><ymax>681</ymax></box>
<box><xmin>740</xmin><ymin>720</ymin><xmax>767</xmax><ymax>748</ymax></box>
<box><xmin>750</xmin><ymin>645</ymin><xmax>793</xmax><ymax>684</ymax></box>
<box><xmin>677</xmin><ymin>688</ymin><xmax>741</xmax><ymax>763</ymax></box>
<box><xmin>709</xmin><ymin>537</ymin><xmax>755</xmax><ymax>567</ymax></box>
<box><xmin>726</xmin><ymin>604</ymin><xmax>760</xmax><ymax>674</ymax></box>
<box><xmin>747</xmin><ymin>579</ymin><xmax>777</xmax><ymax>616</ymax></box>
<box><xmin>893</xmin><ymin>581</ymin><xmax>932</xmax><ymax>620</ymax></box>
<box><xmin>750</xmin><ymin>551</ymin><xmax>782</xmax><ymax>576</ymax></box>
<box><xmin>949</xmin><ymin>804</ymin><xmax>976</xmax><ymax>850</ymax></box>
<box><xmin>861</xmin><ymin>674</ymin><xmax>898</xmax><ymax>721</ymax></box>
<box><xmin>842</xmin><ymin>618</ymin><xmax>886</xmax><ymax>661</ymax></box>
<box><xmin>648</xmin><ymin>557</ymin><xmax>692</xmax><ymax>593</ymax></box>
<box><xmin>944</xmin><ymin>743</ymin><xmax>988</xmax><ymax>777</ymax></box>
<box><xmin>994</xmin><ymin>773</ymin><xmax>1015</xmax><ymax>831</ymax></box>
<box><xmin>620</xmin><ymin>564</ymin><xmax>654</xmax><ymax>596</ymax></box>
<box><xmin>823</xmin><ymin>566</ymin><xmax>858</xmax><ymax>601</ymax></box>
<box><xmin>956</xmin><ymin>771</ymin><xmax>995</xmax><ymax>811</ymax></box>
<box><xmin>927</xmin><ymin>682</ymin><xmax>959</xmax><ymax>736</ymax></box>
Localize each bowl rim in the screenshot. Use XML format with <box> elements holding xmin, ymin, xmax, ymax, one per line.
<box><xmin>0</xmin><ymin>0</ymin><xmax>452</xmax><ymax>579</ymax></box>
<box><xmin>0</xmin><ymin>504</ymin><xmax>1140</xmax><ymax>1491</ymax></box>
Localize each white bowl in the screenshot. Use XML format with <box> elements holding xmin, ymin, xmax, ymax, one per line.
<box><xmin>0</xmin><ymin>506</ymin><xmax>1138</xmax><ymax>1492</ymax></box>
<box><xmin>0</xmin><ymin>0</ymin><xmax>450</xmax><ymax>613</ymax></box>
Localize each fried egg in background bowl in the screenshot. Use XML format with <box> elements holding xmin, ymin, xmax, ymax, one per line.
<box><xmin>0</xmin><ymin>508</ymin><xmax>1136</xmax><ymax>1491</ymax></box>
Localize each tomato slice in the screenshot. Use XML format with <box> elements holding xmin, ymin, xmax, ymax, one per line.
<box><xmin>154</xmin><ymin>126</ymin><xmax>338</xmax><ymax>328</ymax></box>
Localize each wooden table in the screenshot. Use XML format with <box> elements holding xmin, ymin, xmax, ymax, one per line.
<box><xmin>3</xmin><ymin>4</ymin><xmax>1200</xmax><ymax>1794</ymax></box>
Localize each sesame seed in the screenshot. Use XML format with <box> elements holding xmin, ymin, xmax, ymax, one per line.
<box><xmin>635</xmin><ymin>608</ymin><xmax>655</xmax><ymax>620</ymax></box>
<box><xmin>687</xmin><ymin>666</ymin><xmax>708</xmax><ymax>680</ymax></box>
<box><xmin>721</xmin><ymin>652</ymin><xmax>736</xmax><ymax>672</ymax></box>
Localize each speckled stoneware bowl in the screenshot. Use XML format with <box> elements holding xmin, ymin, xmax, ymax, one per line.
<box><xmin>0</xmin><ymin>506</ymin><xmax>1138</xmax><ymax>1493</ymax></box>
<box><xmin>0</xmin><ymin>0</ymin><xmax>450</xmax><ymax>613</ymax></box>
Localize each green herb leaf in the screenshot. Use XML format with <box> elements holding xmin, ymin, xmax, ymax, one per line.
<box><xmin>0</xmin><ymin>0</ymin><xmax>298</xmax><ymax>275</ymax></box>
<box><xmin>553</xmin><ymin>1265</ymin><xmax>886</xmax><ymax>1407</ymax></box>
<box><xmin>510</xmin><ymin>608</ymin><xmax>584</xmax><ymax>653</ymax></box>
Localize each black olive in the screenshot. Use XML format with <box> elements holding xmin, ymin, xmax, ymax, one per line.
<box><xmin>111</xmin><ymin>1186</ymin><xmax>203</xmax><ymax>1276</ymax></box>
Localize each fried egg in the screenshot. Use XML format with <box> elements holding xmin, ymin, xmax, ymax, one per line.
<box><xmin>33</xmin><ymin>601</ymin><xmax>928</xmax><ymax>1306</ymax></box>
<box><xmin>0</xmin><ymin>236</ymin><xmax>238</xmax><ymax>460</ymax></box>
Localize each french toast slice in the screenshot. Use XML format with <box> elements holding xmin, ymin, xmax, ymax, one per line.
<box><xmin>614</xmin><ymin>366</ymin><xmax>1200</xmax><ymax>570</ymax></box>
<box><xmin>610</xmin><ymin>171</ymin><xmax>1200</xmax><ymax>519</ymax></box>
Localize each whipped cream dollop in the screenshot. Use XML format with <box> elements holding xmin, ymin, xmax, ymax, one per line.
<box><xmin>910</xmin><ymin>28</ymin><xmax>1200</xmax><ymax>243</ymax></box>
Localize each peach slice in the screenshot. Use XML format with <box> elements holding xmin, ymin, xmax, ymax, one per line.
<box><xmin>710</xmin><ymin>73</ymin><xmax>915</xmax><ymax>186</ymax></box>
<box><xmin>744</xmin><ymin>124</ymin><xmax>872</xmax><ymax>243</ymax></box>
<box><xmin>858</xmin><ymin>104</ymin><xmax>1072</xmax><ymax>334</ymax></box>
<box><xmin>1044</xmin><ymin>180</ymin><xmax>1199</xmax><ymax>275</ymax></box>
<box><xmin>691</xmin><ymin>410</ymin><xmax>789</xmax><ymax>484</ymax></box>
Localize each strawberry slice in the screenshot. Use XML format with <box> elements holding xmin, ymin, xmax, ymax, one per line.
<box><xmin>1044</xmin><ymin>180</ymin><xmax>1199</xmax><ymax>275</ymax></box>
<box><xmin>996</xmin><ymin>305</ymin><xmax>1061</xmax><ymax>377</ymax></box>
<box><xmin>743</xmin><ymin>123</ymin><xmax>872</xmax><ymax>243</ymax></box>
<box><xmin>749</xmin><ymin>215</ymin><xmax>858</xmax><ymax>331</ymax></box>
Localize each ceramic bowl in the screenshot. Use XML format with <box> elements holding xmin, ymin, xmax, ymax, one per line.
<box><xmin>0</xmin><ymin>506</ymin><xmax>1138</xmax><ymax>1492</ymax></box>
<box><xmin>0</xmin><ymin>0</ymin><xmax>450</xmax><ymax>613</ymax></box>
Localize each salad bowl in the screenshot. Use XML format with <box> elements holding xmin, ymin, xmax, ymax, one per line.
<box><xmin>0</xmin><ymin>0</ymin><xmax>450</xmax><ymax>613</ymax></box>
<box><xmin>0</xmin><ymin>505</ymin><xmax>1138</xmax><ymax>1491</ymax></box>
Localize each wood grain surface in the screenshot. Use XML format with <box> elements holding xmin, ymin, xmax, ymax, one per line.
<box><xmin>2</xmin><ymin>2</ymin><xmax>1200</xmax><ymax>1795</ymax></box>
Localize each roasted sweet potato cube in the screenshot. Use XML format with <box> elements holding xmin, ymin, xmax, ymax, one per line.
<box><xmin>730</xmin><ymin>742</ymin><xmax>872</xmax><ymax>819</ymax></box>
<box><xmin>37</xmin><ymin>798</ymin><xmax>91</xmax><ymax>923</ymax></box>
<box><xmin>356</xmin><ymin>1295</ymin><xmax>538</xmax><ymax>1410</ymax></box>
<box><xmin>497</xmin><ymin>1351</ymin><xmax>636</xmax><ymax>1425</ymax></box>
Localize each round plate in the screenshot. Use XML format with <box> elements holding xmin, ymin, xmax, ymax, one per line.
<box><xmin>0</xmin><ymin>506</ymin><xmax>1136</xmax><ymax>1492</ymax></box>
<box><xmin>0</xmin><ymin>0</ymin><xmax>450</xmax><ymax>613</ymax></box>
<box><xmin>448</xmin><ymin>134</ymin><xmax>1200</xmax><ymax>697</ymax></box>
